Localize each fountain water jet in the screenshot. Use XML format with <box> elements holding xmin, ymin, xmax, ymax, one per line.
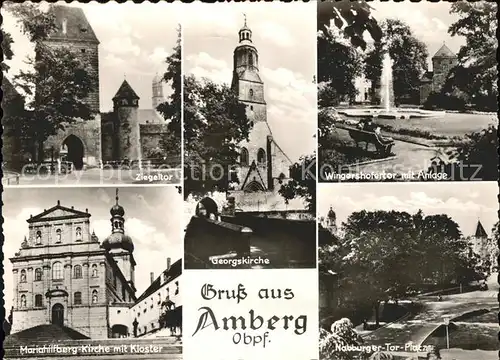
<box><xmin>380</xmin><ymin>52</ymin><xmax>395</xmax><ymax>111</ymax></box>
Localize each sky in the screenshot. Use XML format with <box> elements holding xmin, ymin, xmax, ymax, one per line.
<box><xmin>2</xmin><ymin>186</ymin><xmax>182</xmax><ymax>313</ymax></box>
<box><xmin>2</xmin><ymin>1</ymin><xmax>181</xmax><ymax>112</ymax></box>
<box><xmin>368</xmin><ymin>1</ymin><xmax>467</xmax><ymax>71</ymax></box>
<box><xmin>318</xmin><ymin>182</ymin><xmax>498</xmax><ymax>238</ymax></box>
<box><xmin>183</xmin><ymin>2</ymin><xmax>317</xmax><ymax>163</ymax></box>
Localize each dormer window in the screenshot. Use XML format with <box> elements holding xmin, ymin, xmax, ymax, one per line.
<box><xmin>133</xmin><ymin>99</ymin><xmax>138</xmax><ymax>106</ymax></box>
<box><xmin>121</xmin><ymin>99</ymin><xmax>127</xmax><ymax>105</ymax></box>
<box><xmin>35</xmin><ymin>231</ymin><xmax>42</xmax><ymax>245</ymax></box>
<box><xmin>80</xmin><ymin>27</ymin><xmax>87</xmax><ymax>33</ymax></box>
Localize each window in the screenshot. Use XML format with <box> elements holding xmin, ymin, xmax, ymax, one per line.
<box><xmin>52</xmin><ymin>262</ymin><xmax>63</xmax><ymax>280</ymax></box>
<box><xmin>36</xmin><ymin>231</ymin><xmax>42</xmax><ymax>245</ymax></box>
<box><xmin>92</xmin><ymin>290</ymin><xmax>98</xmax><ymax>304</ymax></box>
<box><xmin>56</xmin><ymin>229</ymin><xmax>62</xmax><ymax>243</ymax></box>
<box><xmin>74</xmin><ymin>292</ymin><xmax>82</xmax><ymax>305</ymax></box>
<box><xmin>80</xmin><ymin>48</ymin><xmax>86</xmax><ymax>53</ymax></box>
<box><xmin>35</xmin><ymin>268</ymin><xmax>42</xmax><ymax>281</ymax></box>
<box><xmin>122</xmin><ymin>286</ymin><xmax>126</xmax><ymax>301</ymax></box>
<box><xmin>113</xmin><ymin>274</ymin><xmax>117</xmax><ymax>288</ymax></box>
<box><xmin>20</xmin><ymin>270</ymin><xmax>27</xmax><ymax>283</ymax></box>
<box><xmin>257</xmin><ymin>148</ymin><xmax>266</xmax><ymax>164</ymax></box>
<box><xmin>91</xmin><ymin>264</ymin><xmax>98</xmax><ymax>277</ymax></box>
<box><xmin>250</xmin><ymin>105</ymin><xmax>253</xmax><ymax>111</ymax></box>
<box><xmin>249</xmin><ymin>89</ymin><xmax>254</xmax><ymax>100</ymax></box>
<box><xmin>73</xmin><ymin>265</ymin><xmax>82</xmax><ymax>279</ymax></box>
<box><xmin>20</xmin><ymin>295</ymin><xmax>27</xmax><ymax>308</ymax></box>
<box><xmin>75</xmin><ymin>227</ymin><xmax>82</xmax><ymax>241</ymax></box>
<box><xmin>240</xmin><ymin>148</ymin><xmax>249</xmax><ymax>166</ymax></box>
<box><xmin>175</xmin><ymin>281</ymin><xmax>179</xmax><ymax>295</ymax></box>
<box><xmin>35</xmin><ymin>294</ymin><xmax>43</xmax><ymax>307</ymax></box>
<box><xmin>121</xmin><ymin>99</ymin><xmax>128</xmax><ymax>105</ymax></box>
<box><xmin>248</xmin><ymin>53</ymin><xmax>253</xmax><ymax>66</ymax></box>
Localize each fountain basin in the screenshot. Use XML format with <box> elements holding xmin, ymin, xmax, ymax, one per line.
<box><xmin>338</xmin><ymin>108</ymin><xmax>446</xmax><ymax>119</ymax></box>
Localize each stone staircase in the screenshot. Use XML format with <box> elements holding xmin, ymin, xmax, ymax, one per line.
<box><xmin>4</xmin><ymin>325</ymin><xmax>182</xmax><ymax>359</ymax></box>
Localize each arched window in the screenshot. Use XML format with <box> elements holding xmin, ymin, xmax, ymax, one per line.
<box><xmin>73</xmin><ymin>265</ymin><xmax>82</xmax><ymax>279</ymax></box>
<box><xmin>35</xmin><ymin>231</ymin><xmax>42</xmax><ymax>244</ymax></box>
<box><xmin>249</xmin><ymin>89</ymin><xmax>254</xmax><ymax>100</ymax></box>
<box><xmin>35</xmin><ymin>268</ymin><xmax>43</xmax><ymax>281</ymax></box>
<box><xmin>20</xmin><ymin>295</ymin><xmax>27</xmax><ymax>308</ymax></box>
<box><xmin>240</xmin><ymin>147</ymin><xmax>249</xmax><ymax>166</ymax></box>
<box><xmin>52</xmin><ymin>262</ymin><xmax>63</xmax><ymax>280</ymax></box>
<box><xmin>248</xmin><ymin>53</ymin><xmax>253</xmax><ymax>66</ymax></box>
<box><xmin>74</xmin><ymin>292</ymin><xmax>82</xmax><ymax>305</ymax></box>
<box><xmin>257</xmin><ymin>148</ymin><xmax>266</xmax><ymax>164</ymax></box>
<box><xmin>35</xmin><ymin>294</ymin><xmax>43</xmax><ymax>307</ymax></box>
<box><xmin>91</xmin><ymin>264</ymin><xmax>98</xmax><ymax>277</ymax></box>
<box><xmin>55</xmin><ymin>229</ymin><xmax>62</xmax><ymax>243</ymax></box>
<box><xmin>92</xmin><ymin>290</ymin><xmax>98</xmax><ymax>304</ymax></box>
<box><xmin>75</xmin><ymin>227</ymin><xmax>82</xmax><ymax>241</ymax></box>
<box><xmin>20</xmin><ymin>270</ymin><xmax>27</xmax><ymax>283</ymax></box>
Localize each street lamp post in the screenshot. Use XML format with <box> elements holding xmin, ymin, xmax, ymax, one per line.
<box><xmin>442</xmin><ymin>315</ymin><xmax>451</xmax><ymax>349</ymax></box>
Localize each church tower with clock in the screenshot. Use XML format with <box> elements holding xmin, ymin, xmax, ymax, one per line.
<box><xmin>231</xmin><ymin>16</ymin><xmax>292</xmax><ymax>194</ymax></box>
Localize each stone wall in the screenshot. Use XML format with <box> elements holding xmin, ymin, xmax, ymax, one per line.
<box><xmin>139</xmin><ymin>123</ymin><xmax>169</xmax><ymax>158</ymax></box>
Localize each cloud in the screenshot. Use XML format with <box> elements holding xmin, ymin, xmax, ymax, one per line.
<box><xmin>148</xmin><ymin>47</ymin><xmax>170</xmax><ymax>65</ymax></box>
<box><xmin>186</xmin><ymin>52</ymin><xmax>232</xmax><ymax>84</ymax></box>
<box><xmin>257</xmin><ymin>22</ymin><xmax>294</xmax><ymax>47</ymax></box>
<box><xmin>103</xmin><ymin>37</ymin><xmax>141</xmax><ymax>57</ymax></box>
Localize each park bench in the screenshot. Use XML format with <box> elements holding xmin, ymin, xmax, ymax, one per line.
<box><xmin>347</xmin><ymin>127</ymin><xmax>395</xmax><ymax>157</ymax></box>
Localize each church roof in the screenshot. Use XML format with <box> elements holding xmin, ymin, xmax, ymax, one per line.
<box><xmin>113</xmin><ymin>80</ymin><xmax>140</xmax><ymax>101</ymax></box>
<box><xmin>475</xmin><ymin>220</ymin><xmax>488</xmax><ymax>238</ymax></box>
<box><xmin>27</xmin><ymin>201</ymin><xmax>90</xmax><ymax>223</ymax></box>
<box><xmin>102</xmin><ymin>232</ymin><xmax>134</xmax><ymax>252</ymax></box>
<box><xmin>136</xmin><ymin>258</ymin><xmax>182</xmax><ymax>303</ymax></box>
<box><xmin>433</xmin><ymin>44</ymin><xmax>456</xmax><ymax>59</ymax></box>
<box><xmin>48</xmin><ymin>5</ymin><xmax>99</xmax><ymax>44</ymax></box>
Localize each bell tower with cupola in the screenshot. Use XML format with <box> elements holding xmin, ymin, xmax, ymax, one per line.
<box><xmin>101</xmin><ymin>189</ymin><xmax>136</xmax><ymax>290</ymax></box>
<box><xmin>112</xmin><ymin>80</ymin><xmax>141</xmax><ymax>162</ymax></box>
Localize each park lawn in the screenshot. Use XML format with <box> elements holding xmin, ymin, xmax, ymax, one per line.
<box><xmin>374</xmin><ymin>113</ymin><xmax>497</xmax><ymax>138</ymax></box>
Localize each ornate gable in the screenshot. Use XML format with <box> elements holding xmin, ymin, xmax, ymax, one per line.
<box><xmin>27</xmin><ymin>202</ymin><xmax>90</xmax><ymax>224</ymax></box>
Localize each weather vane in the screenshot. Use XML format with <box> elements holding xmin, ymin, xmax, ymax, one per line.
<box><xmin>116</xmin><ymin>188</ymin><xmax>119</xmax><ymax>204</ymax></box>
<box><xmin>243</xmin><ymin>13</ymin><xmax>247</xmax><ymax>26</ymax></box>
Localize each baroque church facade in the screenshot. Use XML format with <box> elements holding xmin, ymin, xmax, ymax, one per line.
<box><xmin>419</xmin><ymin>43</ymin><xmax>458</xmax><ymax>104</ymax></box>
<box><xmin>4</xmin><ymin>5</ymin><xmax>172</xmax><ymax>171</ymax></box>
<box><xmin>228</xmin><ymin>19</ymin><xmax>298</xmax><ymax>211</ymax></box>
<box><xmin>9</xmin><ymin>190</ymin><xmax>181</xmax><ymax>339</ymax></box>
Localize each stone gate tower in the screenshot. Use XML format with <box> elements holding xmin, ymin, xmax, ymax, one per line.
<box><xmin>112</xmin><ymin>80</ymin><xmax>141</xmax><ymax>162</ymax></box>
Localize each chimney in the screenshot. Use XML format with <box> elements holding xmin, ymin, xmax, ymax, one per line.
<box><xmin>166</xmin><ymin>257</ymin><xmax>171</xmax><ymax>271</ymax></box>
<box><xmin>150</xmin><ymin>272</ymin><xmax>154</xmax><ymax>284</ymax></box>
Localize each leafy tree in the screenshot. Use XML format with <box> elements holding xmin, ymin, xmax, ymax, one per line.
<box><xmin>320</xmin><ymin>209</ymin><xmax>481</xmax><ymax>327</ymax></box>
<box><xmin>156</xmin><ymin>24</ymin><xmax>181</xmax><ymax>163</ymax></box>
<box><xmin>428</xmin><ymin>125</ymin><xmax>498</xmax><ymax>181</ymax></box>
<box><xmin>1</xmin><ymin>29</ymin><xmax>14</xmax><ymax>72</ymax></box>
<box><xmin>318</xmin><ymin>30</ymin><xmax>363</xmax><ymax>106</ymax></box>
<box><xmin>7</xmin><ymin>3</ymin><xmax>95</xmax><ymax>163</ymax></box>
<box><xmin>183</xmin><ymin>74</ymin><xmax>251</xmax><ymax>197</ymax></box>
<box><xmin>278</xmin><ymin>154</ymin><xmax>316</xmax><ymax>214</ymax></box>
<box><xmin>317</xmin><ymin>0</ymin><xmax>382</xmax><ymax>51</ymax></box>
<box><xmin>364</xmin><ymin>19</ymin><xmax>428</xmax><ymax>105</ymax></box>
<box><xmin>320</xmin><ymin>318</ymin><xmax>367</xmax><ymax>360</ymax></box>
<box><xmin>447</xmin><ymin>1</ymin><xmax>497</xmax><ymax>110</ymax></box>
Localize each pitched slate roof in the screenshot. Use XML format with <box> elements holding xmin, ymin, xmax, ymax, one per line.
<box><xmin>113</xmin><ymin>80</ymin><xmax>140</xmax><ymax>101</ymax></box>
<box><xmin>475</xmin><ymin>220</ymin><xmax>488</xmax><ymax>238</ymax></box>
<box><xmin>48</xmin><ymin>5</ymin><xmax>99</xmax><ymax>44</ymax></box>
<box><xmin>433</xmin><ymin>43</ymin><xmax>456</xmax><ymax>59</ymax></box>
